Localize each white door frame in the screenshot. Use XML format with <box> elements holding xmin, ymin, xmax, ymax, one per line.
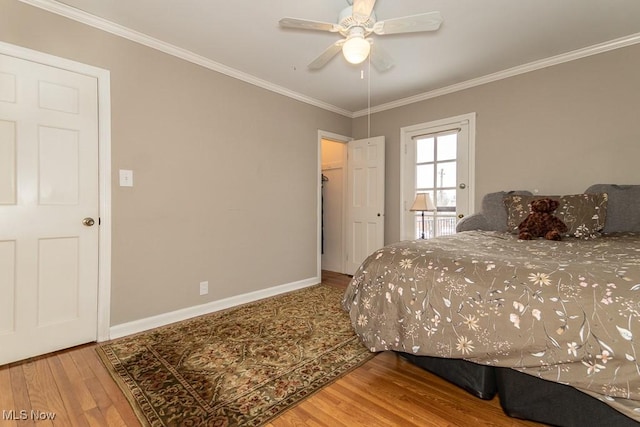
<box><xmin>317</xmin><ymin>130</ymin><xmax>351</xmax><ymax>279</ymax></box>
<box><xmin>399</xmin><ymin>113</ymin><xmax>476</xmax><ymax>241</ymax></box>
<box><xmin>0</xmin><ymin>41</ymin><xmax>112</xmax><ymax>342</ymax></box>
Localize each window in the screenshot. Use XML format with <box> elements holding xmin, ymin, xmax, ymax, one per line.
<box><xmin>414</xmin><ymin>131</ymin><xmax>458</xmax><ymax>239</ymax></box>
<box><xmin>400</xmin><ymin>113</ymin><xmax>476</xmax><ymax>241</ymax></box>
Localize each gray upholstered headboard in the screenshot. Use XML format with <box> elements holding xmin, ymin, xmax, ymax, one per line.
<box><xmin>457</xmin><ymin>184</ymin><xmax>640</xmax><ymax>234</ymax></box>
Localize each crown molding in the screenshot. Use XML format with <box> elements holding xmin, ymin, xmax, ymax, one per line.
<box><xmin>18</xmin><ymin>0</ymin><xmax>353</xmax><ymax>118</ymax></box>
<box><xmin>18</xmin><ymin>1</ymin><xmax>640</xmax><ymax>119</ymax></box>
<box><xmin>353</xmin><ymin>32</ymin><xmax>640</xmax><ymax>117</ymax></box>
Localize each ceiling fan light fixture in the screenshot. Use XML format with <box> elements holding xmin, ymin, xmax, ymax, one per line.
<box><xmin>342</xmin><ymin>34</ymin><xmax>370</xmax><ymax>64</ymax></box>
<box><xmin>280</xmin><ymin>2</ymin><xmax>443</xmax><ymax>71</ymax></box>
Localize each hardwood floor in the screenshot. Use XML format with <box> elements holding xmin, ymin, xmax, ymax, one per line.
<box><xmin>0</xmin><ymin>344</ymin><xmax>138</xmax><ymax>427</ymax></box>
<box><xmin>0</xmin><ymin>271</ymin><xmax>545</xmax><ymax>427</ymax></box>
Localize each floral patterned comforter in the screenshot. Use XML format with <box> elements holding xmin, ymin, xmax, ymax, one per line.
<box><xmin>342</xmin><ymin>231</ymin><xmax>640</xmax><ymax>421</ymax></box>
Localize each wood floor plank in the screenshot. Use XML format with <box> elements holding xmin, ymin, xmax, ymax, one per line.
<box><xmin>21</xmin><ymin>358</ymin><xmax>65</xmax><ymax>426</ymax></box>
<box><xmin>290</xmin><ymin>402</ymin><xmax>350</xmax><ymax>427</ymax></box>
<box><xmin>8</xmin><ymin>364</ymin><xmax>36</xmax><ymax>427</ymax></box>
<box><xmin>80</xmin><ymin>407</ymin><xmax>109</xmax><ymax>427</ymax></box>
<box><xmin>271</xmin><ymin>390</ymin><xmax>351</xmax><ymax>427</ymax></box>
<box><xmin>56</xmin><ymin>351</ymin><xmax>97</xmax><ymax>412</ymax></box>
<box><xmin>46</xmin><ymin>355</ymin><xmax>92</xmax><ymax>426</ymax></box>
<box><xmin>0</xmin><ymin>365</ymin><xmax>18</xmax><ymax>427</ymax></box>
<box><xmin>321</xmin><ymin>382</ymin><xmax>407</xmax><ymax>427</ymax></box>
<box><xmin>102</xmin><ymin>405</ymin><xmax>136</xmax><ymax>427</ymax></box>
<box><xmin>72</xmin><ymin>347</ymin><xmax>140</xmax><ymax>426</ymax></box>
<box><xmin>339</xmin><ymin>369</ymin><xmax>454</xmax><ymax>426</ymax></box>
<box><xmin>67</xmin><ymin>345</ymin><xmax>98</xmax><ymax>382</ymax></box>
<box><xmin>61</xmin><ymin>346</ymin><xmax>131</xmax><ymax>427</ymax></box>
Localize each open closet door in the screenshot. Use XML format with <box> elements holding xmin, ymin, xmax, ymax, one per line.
<box><xmin>345</xmin><ymin>136</ymin><xmax>385</xmax><ymax>275</ymax></box>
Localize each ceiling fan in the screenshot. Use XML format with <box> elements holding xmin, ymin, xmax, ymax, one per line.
<box><xmin>279</xmin><ymin>0</ymin><xmax>443</xmax><ymax>72</ymax></box>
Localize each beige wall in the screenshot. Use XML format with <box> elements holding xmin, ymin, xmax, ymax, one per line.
<box><xmin>354</xmin><ymin>44</ymin><xmax>640</xmax><ymax>244</ymax></box>
<box><xmin>1</xmin><ymin>0</ymin><xmax>351</xmax><ymax>325</ymax></box>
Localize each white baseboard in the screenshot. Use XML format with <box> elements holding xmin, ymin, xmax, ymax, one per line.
<box><xmin>107</xmin><ymin>276</ymin><xmax>320</xmax><ymax>340</ymax></box>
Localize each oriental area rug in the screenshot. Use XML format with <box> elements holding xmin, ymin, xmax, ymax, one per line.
<box><xmin>96</xmin><ymin>284</ymin><xmax>374</xmax><ymax>427</ymax></box>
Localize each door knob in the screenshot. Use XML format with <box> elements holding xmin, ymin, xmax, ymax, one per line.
<box><xmin>82</xmin><ymin>217</ymin><xmax>95</xmax><ymax>227</ymax></box>
<box><xmin>459</xmin><ymin>183</ymin><xmax>466</xmax><ymax>189</ymax></box>
<box><xmin>458</xmin><ymin>214</ymin><xmax>464</xmax><ymax>219</ymax></box>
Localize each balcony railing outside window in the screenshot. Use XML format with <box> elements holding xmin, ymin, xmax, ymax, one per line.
<box><xmin>414</xmin><ymin>214</ymin><xmax>457</xmax><ymax>240</ymax></box>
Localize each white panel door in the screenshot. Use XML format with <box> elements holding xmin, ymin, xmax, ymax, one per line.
<box><xmin>346</xmin><ymin>136</ymin><xmax>385</xmax><ymax>275</ymax></box>
<box><xmin>0</xmin><ymin>53</ymin><xmax>99</xmax><ymax>365</ymax></box>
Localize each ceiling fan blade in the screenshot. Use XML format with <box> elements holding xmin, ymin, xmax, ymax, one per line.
<box><xmin>369</xmin><ymin>42</ymin><xmax>394</xmax><ymax>72</ymax></box>
<box><xmin>279</xmin><ymin>17</ymin><xmax>340</xmax><ymax>33</ymax></box>
<box><xmin>352</xmin><ymin>0</ymin><xmax>376</xmax><ymax>20</ymax></box>
<box><xmin>373</xmin><ymin>11</ymin><xmax>443</xmax><ymax>35</ymax></box>
<box><xmin>308</xmin><ymin>40</ymin><xmax>345</xmax><ymax>70</ymax></box>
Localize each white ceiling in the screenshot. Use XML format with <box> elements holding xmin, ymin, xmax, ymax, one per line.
<box><xmin>49</xmin><ymin>0</ymin><xmax>640</xmax><ymax>114</ymax></box>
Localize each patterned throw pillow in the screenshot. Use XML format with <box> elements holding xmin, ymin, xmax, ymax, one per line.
<box><xmin>504</xmin><ymin>193</ymin><xmax>608</xmax><ymax>239</ymax></box>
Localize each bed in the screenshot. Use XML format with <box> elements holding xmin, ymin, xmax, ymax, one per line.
<box><xmin>342</xmin><ymin>184</ymin><xmax>640</xmax><ymax>426</ymax></box>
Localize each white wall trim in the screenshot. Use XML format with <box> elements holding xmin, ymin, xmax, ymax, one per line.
<box><xmin>18</xmin><ymin>1</ymin><xmax>640</xmax><ymax>118</ymax></box>
<box><xmin>317</xmin><ymin>130</ymin><xmax>352</xmax><ymax>278</ymax></box>
<box><xmin>17</xmin><ymin>0</ymin><xmax>352</xmax><ymax>118</ymax></box>
<box><xmin>353</xmin><ymin>32</ymin><xmax>640</xmax><ymax>117</ymax></box>
<box><xmin>96</xmin><ymin>72</ymin><xmax>112</xmax><ymax>342</ymax></box>
<box><xmin>109</xmin><ymin>276</ymin><xmax>319</xmax><ymax>339</ymax></box>
<box><xmin>0</xmin><ymin>41</ymin><xmax>113</xmax><ymax>342</ymax></box>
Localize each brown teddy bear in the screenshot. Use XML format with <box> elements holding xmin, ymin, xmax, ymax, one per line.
<box><xmin>518</xmin><ymin>198</ymin><xmax>568</xmax><ymax>241</ymax></box>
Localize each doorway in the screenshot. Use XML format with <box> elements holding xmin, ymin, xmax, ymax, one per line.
<box><xmin>317</xmin><ymin>131</ymin><xmax>386</xmax><ymax>277</ymax></box>
<box><xmin>400</xmin><ymin>113</ymin><xmax>476</xmax><ymax>241</ymax></box>
<box><xmin>320</xmin><ymin>137</ymin><xmax>348</xmax><ymax>274</ymax></box>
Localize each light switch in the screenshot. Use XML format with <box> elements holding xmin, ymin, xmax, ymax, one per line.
<box><xmin>119</xmin><ymin>169</ymin><xmax>133</xmax><ymax>187</ymax></box>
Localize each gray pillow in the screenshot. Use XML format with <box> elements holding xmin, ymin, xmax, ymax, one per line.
<box><xmin>585</xmin><ymin>184</ymin><xmax>640</xmax><ymax>233</ymax></box>
<box><xmin>478</xmin><ymin>191</ymin><xmax>533</xmax><ymax>232</ymax></box>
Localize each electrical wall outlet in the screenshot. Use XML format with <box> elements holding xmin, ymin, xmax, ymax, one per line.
<box><xmin>199</xmin><ymin>281</ymin><xmax>208</xmax><ymax>296</ymax></box>
<box><xmin>119</xmin><ymin>169</ymin><xmax>133</xmax><ymax>187</ymax></box>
